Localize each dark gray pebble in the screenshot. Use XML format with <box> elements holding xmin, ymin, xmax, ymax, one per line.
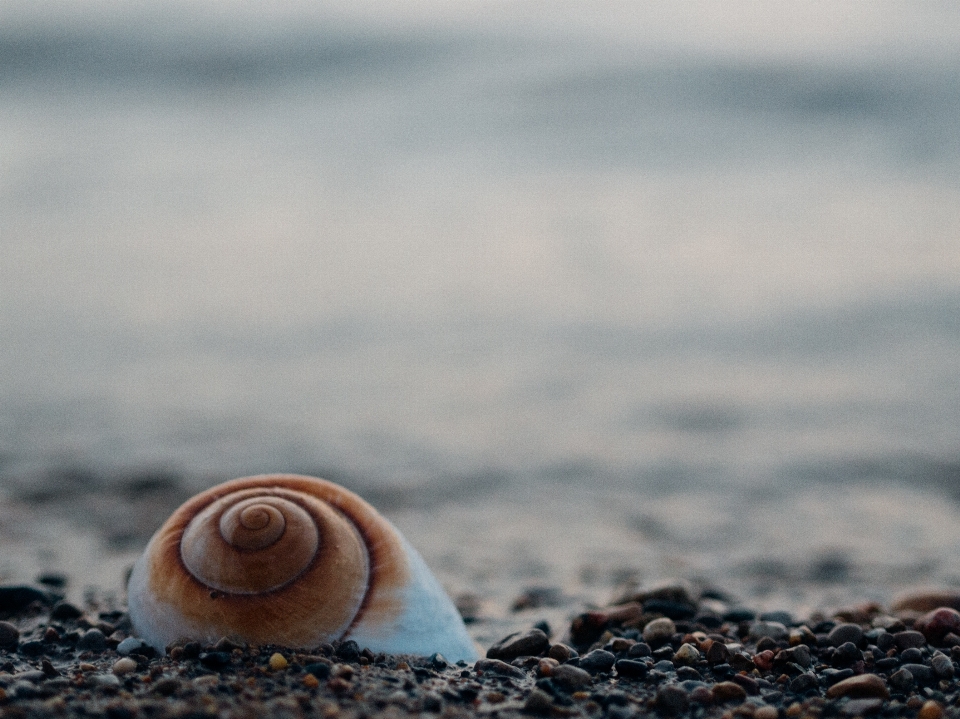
<box><xmin>781</xmin><ymin>644</ymin><xmax>812</xmax><ymax>668</ymax></box>
<box><xmin>0</xmin><ymin>621</ymin><xmax>19</xmax><ymax>649</ymax></box>
<box><xmin>840</xmin><ymin>698</ymin><xmax>883</xmax><ymax>716</ymax></box>
<box><xmin>0</xmin><ymin>585</ymin><xmax>59</xmax><ymax>613</ymax></box>
<box><xmin>875</xmin><ymin>631</ymin><xmax>896</xmax><ymax>652</ymax></box>
<box><xmin>676</xmin><ymin>666</ymin><xmax>701</xmax><ymax>681</ymax></box>
<box><xmin>336</xmin><ymin>640</ymin><xmax>360</xmax><ymax>662</ymax></box>
<box><xmin>304</xmin><ymin>662</ymin><xmax>332</xmax><ymax>679</ymax></box>
<box><xmin>116</xmin><ymin>637</ymin><xmax>148</xmax><ymax>656</ymax></box>
<box><xmin>487</xmin><ymin>629</ymin><xmax>550</xmax><ymax>661</ymax></box>
<box><xmin>888</xmin><ymin>668</ymin><xmax>914</xmax><ymax>693</ymax></box>
<box><xmin>627</xmin><ymin>642</ymin><xmax>651</xmax><ymax>658</ymax></box>
<box><xmin>199</xmin><ymin>651</ymin><xmax>231</xmax><ymax>669</ymax></box>
<box><xmin>789</xmin><ymin>673</ymin><xmax>818</xmax><ymax>693</ymax></box>
<box><xmin>655</xmin><ymin>685</ymin><xmax>689</xmax><ymax>715</ymax></box>
<box><xmin>77</xmin><ymin>628</ymin><xmax>107</xmax><ymax>651</ymax></box>
<box><xmin>524</xmin><ymin>688</ymin><xmax>554</xmax><ymax>715</ymax></box>
<box><xmin>900</xmin><ymin>663</ymin><xmax>934</xmax><ymax>685</ymax></box>
<box><xmin>615</xmin><ymin>659</ymin><xmax>649</xmax><ymax>679</ymax></box>
<box><xmin>900</xmin><ymin>647</ymin><xmax>923</xmax><ymax>664</ymax></box>
<box><xmin>474</xmin><ymin>658</ymin><xmax>525</xmax><ymax>678</ymax></box>
<box><xmin>894</xmin><ymin>631</ymin><xmax>926</xmax><ymax>650</ymax></box>
<box><xmin>550</xmin><ymin>664</ymin><xmax>591</xmax><ymax>689</ymax></box>
<box><xmin>833</xmin><ymin>642</ymin><xmax>862</xmax><ymax>666</ymax></box>
<box><xmin>828</xmin><ymin>623</ymin><xmax>864</xmax><ymax>647</ymax></box>
<box><xmin>50</xmin><ymin>601</ymin><xmax>83</xmax><ymax>620</ymax></box>
<box><xmin>931</xmin><ymin>652</ymin><xmax>954</xmax><ymax>679</ymax></box>
<box><xmin>760</xmin><ymin>610</ymin><xmax>793</xmax><ymax>625</ymax></box>
<box><xmin>578</xmin><ymin>649</ymin><xmax>616</xmax><ymax>674</ymax></box>
<box><xmin>18</xmin><ymin>640</ymin><xmax>44</xmax><ymax>656</ymax></box>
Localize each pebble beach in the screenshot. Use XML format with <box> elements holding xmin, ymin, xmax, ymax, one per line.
<box><xmin>5</xmin><ymin>579</ymin><xmax>960</xmax><ymax>719</ymax></box>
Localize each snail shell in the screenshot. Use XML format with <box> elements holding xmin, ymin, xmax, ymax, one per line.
<box><xmin>127</xmin><ymin>474</ymin><xmax>478</xmax><ymax>661</ymax></box>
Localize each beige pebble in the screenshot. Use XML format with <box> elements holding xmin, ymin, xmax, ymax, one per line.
<box><xmin>268</xmin><ymin>653</ymin><xmax>288</xmax><ymax>671</ymax></box>
<box><xmin>755</xmin><ymin>706</ymin><xmax>779</xmax><ymax>719</ymax></box>
<box><xmin>825</xmin><ymin>674</ymin><xmax>890</xmax><ymax>700</ymax></box>
<box><xmin>537</xmin><ymin>657</ymin><xmax>559</xmax><ymax>677</ymax></box>
<box><xmin>112</xmin><ymin>658</ymin><xmax>137</xmax><ymax>676</ymax></box>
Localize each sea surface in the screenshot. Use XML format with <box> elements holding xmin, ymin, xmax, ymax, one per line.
<box><xmin>2</xmin><ymin>0</ymin><xmax>960</xmax><ymax>641</ymax></box>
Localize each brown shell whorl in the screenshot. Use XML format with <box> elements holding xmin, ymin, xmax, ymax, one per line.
<box><xmin>180</xmin><ymin>491</ymin><xmax>322</xmax><ymax>594</ymax></box>
<box><xmin>145</xmin><ymin>475</ymin><xmax>411</xmax><ymax>647</ymax></box>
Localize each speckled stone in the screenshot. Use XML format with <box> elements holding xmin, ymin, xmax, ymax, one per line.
<box><xmin>642</xmin><ymin>617</ymin><xmax>676</xmax><ymax>646</ymax></box>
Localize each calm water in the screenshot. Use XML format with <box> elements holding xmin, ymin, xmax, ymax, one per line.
<box><xmin>2</xmin><ymin>1</ymin><xmax>960</xmax><ymax>627</ymax></box>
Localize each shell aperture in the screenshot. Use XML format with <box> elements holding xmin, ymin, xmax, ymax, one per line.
<box><xmin>127</xmin><ymin>474</ymin><xmax>478</xmax><ymax>662</ymax></box>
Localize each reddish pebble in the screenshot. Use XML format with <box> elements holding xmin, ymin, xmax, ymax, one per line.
<box><xmin>754</xmin><ymin>650</ymin><xmax>775</xmax><ymax>672</ymax></box>
<box><xmin>918</xmin><ymin>701</ymin><xmax>944</xmax><ymax>719</ymax></box>
<box><xmin>915</xmin><ymin>608</ymin><xmax>960</xmax><ymax>645</ymax></box>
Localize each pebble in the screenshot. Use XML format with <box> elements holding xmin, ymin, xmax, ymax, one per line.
<box><xmin>711</xmin><ymin>681</ymin><xmax>747</xmax><ymax>703</ymax></box>
<box><xmin>111</xmin><ymin>658</ymin><xmax>137</xmax><ymax>676</ymax></box>
<box><xmin>755</xmin><ymin>705</ymin><xmax>779</xmax><ymax>719</ymax></box>
<box><xmin>77</xmin><ymin>628</ymin><xmax>107</xmax><ymax>651</ymax></box>
<box><xmin>749</xmin><ymin>621</ymin><xmax>788</xmax><ymax>642</ymax></box>
<box><xmin>916</xmin><ymin>608</ymin><xmax>960</xmax><ymax>645</ymax></box>
<box><xmin>655</xmin><ymin>684</ymin><xmax>689</xmax><ymax>715</ymax></box>
<box><xmin>889</xmin><ymin>668</ymin><xmax>915</xmax><ymax>692</ymax></box>
<box><xmin>918</xmin><ymin>700</ymin><xmax>945</xmax><ymax>719</ymax></box>
<box><xmin>825</xmin><ymin>673</ymin><xmax>890</xmax><ymax>700</ymax></box>
<box><xmin>894</xmin><ymin>630</ymin><xmax>928</xmax><ymax>650</ymax></box>
<box><xmin>116</xmin><ymin>637</ymin><xmax>148</xmax><ymax>656</ymax></box>
<box><xmin>672</xmin><ymin>643</ymin><xmax>700</xmax><ymax>665</ymax></box>
<box><xmin>642</xmin><ymin>617</ymin><xmax>676</xmax><ymax>646</ymax></box>
<box><xmin>268</xmin><ymin>653</ymin><xmax>288</xmax><ymax>671</ymax></box>
<box><xmin>828</xmin><ymin>623</ymin><xmax>863</xmax><ymax>647</ymax></box>
<box><xmin>578</xmin><ymin>649</ymin><xmax>616</xmax><ymax>674</ymax></box>
<box><xmin>614</xmin><ymin>659</ymin><xmax>649</xmax><ymax>678</ymax></box>
<box><xmin>0</xmin><ymin>621</ymin><xmax>19</xmax><ymax>649</ymax></box>
<box><xmin>547</xmin><ymin>643</ymin><xmax>576</xmax><ymax>662</ymax></box>
<box><xmin>930</xmin><ymin>651</ymin><xmax>954</xmax><ymax>679</ymax></box>
<box><xmin>550</xmin><ymin>664</ymin><xmax>591</xmax><ymax>688</ymax></box>
<box><xmin>892</xmin><ymin>588</ymin><xmax>960</xmax><ymax>613</ymax></box>
<box><xmin>523</xmin><ymin>688</ymin><xmax>554</xmax><ymax>715</ymax></box>
<box><xmin>474</xmin><ymin>659</ymin><xmax>525</xmax><ymax>678</ymax></box>
<box><xmin>486</xmin><ymin>629</ymin><xmax>550</xmax><ymax>661</ymax></box>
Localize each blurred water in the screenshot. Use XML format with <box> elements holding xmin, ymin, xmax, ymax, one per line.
<box><xmin>1</xmin><ymin>1</ymin><xmax>960</xmax><ymax>615</ymax></box>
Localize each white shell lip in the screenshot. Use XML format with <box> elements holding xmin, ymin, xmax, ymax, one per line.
<box><xmin>126</xmin><ymin>474</ymin><xmax>480</xmax><ymax>663</ymax></box>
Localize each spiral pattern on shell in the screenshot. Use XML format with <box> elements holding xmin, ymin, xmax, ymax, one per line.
<box><xmin>128</xmin><ymin>475</ymin><xmax>418</xmax><ymax>650</ymax></box>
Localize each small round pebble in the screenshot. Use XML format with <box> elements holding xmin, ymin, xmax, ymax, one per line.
<box><xmin>77</xmin><ymin>628</ymin><xmax>107</xmax><ymax>652</ymax></box>
<box><xmin>827</xmin><ymin>622</ymin><xmax>863</xmax><ymax>647</ymax></box>
<box><xmin>268</xmin><ymin>652</ymin><xmax>288</xmax><ymax>671</ymax></box>
<box><xmin>0</xmin><ymin>621</ymin><xmax>19</xmax><ymax>649</ymax></box>
<box><xmin>918</xmin><ymin>701</ymin><xmax>945</xmax><ymax>719</ymax></box>
<box><xmin>116</xmin><ymin>637</ymin><xmax>148</xmax><ymax>656</ymax></box>
<box><xmin>642</xmin><ymin>617</ymin><xmax>676</xmax><ymax>646</ymax></box>
<box><xmin>112</xmin><ymin>658</ymin><xmax>137</xmax><ymax>676</ymax></box>
<box><xmin>655</xmin><ymin>684</ymin><xmax>689</xmax><ymax>715</ymax></box>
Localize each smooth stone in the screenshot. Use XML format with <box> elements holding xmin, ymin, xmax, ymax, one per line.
<box><xmin>523</xmin><ymin>689</ymin><xmax>554</xmax><ymax>715</ymax></box>
<box><xmin>0</xmin><ymin>586</ymin><xmax>59</xmax><ymax>613</ymax></box>
<box><xmin>87</xmin><ymin>673</ymin><xmax>121</xmax><ymax>688</ymax></box>
<box><xmin>917</xmin><ymin>701</ymin><xmax>945</xmax><ymax>719</ymax></box>
<box><xmin>0</xmin><ymin>622</ymin><xmax>19</xmax><ymax>649</ymax></box>
<box><xmin>614</xmin><ymin>659</ymin><xmax>649</xmax><ymax>678</ymax></box>
<box><xmin>889</xmin><ymin>668</ymin><xmax>915</xmax><ymax>692</ymax></box>
<box><xmin>655</xmin><ymin>685</ymin><xmax>689</xmax><ymax>715</ymax></box>
<box><xmin>642</xmin><ymin>617</ymin><xmax>676</xmax><ymax>646</ymax></box>
<box><xmin>789</xmin><ymin>673</ymin><xmax>818</xmax><ymax>693</ymax></box>
<box><xmin>894</xmin><ymin>631</ymin><xmax>927</xmax><ymax>650</ymax></box>
<box><xmin>547</xmin><ymin>643</ymin><xmax>576</xmax><ymax>662</ymax></box>
<box><xmin>486</xmin><ymin>629</ymin><xmax>550</xmax><ymax>661</ymax></box>
<box><xmin>900</xmin><ymin>663</ymin><xmax>934</xmax><ymax>685</ymax></box>
<box><xmin>18</xmin><ymin>640</ymin><xmax>44</xmax><ymax>656</ymax></box>
<box><xmin>780</xmin><ymin>644</ymin><xmax>812</xmax><ymax>668</ymax></box>
<box><xmin>930</xmin><ymin>652</ymin><xmax>954</xmax><ymax>679</ymax></box>
<box><xmin>840</xmin><ymin>698</ymin><xmax>883</xmax><ymax>716</ymax></box>
<box><xmin>892</xmin><ymin>588</ymin><xmax>960</xmax><ymax>613</ymax></box>
<box><xmin>50</xmin><ymin>602</ymin><xmax>83</xmax><ymax>620</ymax></box>
<box><xmin>915</xmin><ymin>608</ymin><xmax>960</xmax><ymax>645</ymax></box>
<box><xmin>77</xmin><ymin>628</ymin><xmax>107</xmax><ymax>651</ymax></box>
<box><xmin>825</xmin><ymin>674</ymin><xmax>890</xmax><ymax>700</ymax></box>
<box><xmin>672</xmin><ymin>643</ymin><xmax>700</xmax><ymax>665</ymax></box>
<box><xmin>748</xmin><ymin>622</ymin><xmax>788</xmax><ymax>642</ymax></box>
<box><xmin>112</xmin><ymin>658</ymin><xmax>137</xmax><ymax>676</ymax></box>
<box><xmin>711</xmin><ymin>681</ymin><xmax>747</xmax><ymax>703</ymax></box>
<box><xmin>474</xmin><ymin>659</ymin><xmax>525</xmax><ymax>678</ymax></box>
<box><xmin>551</xmin><ymin>664</ymin><xmax>591</xmax><ymax>689</ymax></box>
<box><xmin>116</xmin><ymin>637</ymin><xmax>148</xmax><ymax>656</ymax></box>
<box><xmin>578</xmin><ymin>649</ymin><xmax>615</xmax><ymax>674</ymax></box>
<box><xmin>828</xmin><ymin>623</ymin><xmax>864</xmax><ymax>647</ymax></box>
<box><xmin>731</xmin><ymin>674</ymin><xmax>759</xmax><ymax>695</ymax></box>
